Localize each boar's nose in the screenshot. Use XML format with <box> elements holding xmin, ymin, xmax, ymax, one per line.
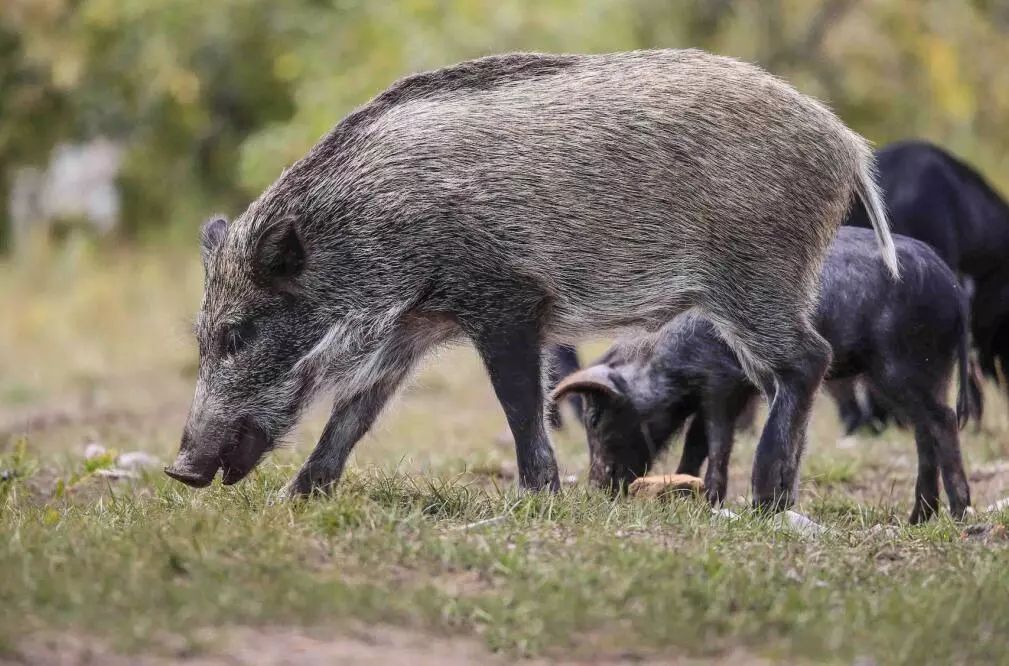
<box><xmin>164</xmin><ymin>429</ymin><xmax>220</xmax><ymax>488</ymax></box>
<box><xmin>164</xmin><ymin>459</ymin><xmax>216</xmax><ymax>488</ymax></box>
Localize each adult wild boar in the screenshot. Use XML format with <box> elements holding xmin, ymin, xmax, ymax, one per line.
<box><xmin>165</xmin><ymin>50</ymin><xmax>897</xmax><ymax>509</ymax></box>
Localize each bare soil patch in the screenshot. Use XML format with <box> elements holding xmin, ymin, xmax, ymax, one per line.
<box><xmin>7</xmin><ymin>626</ymin><xmax>502</xmax><ymax>666</ymax></box>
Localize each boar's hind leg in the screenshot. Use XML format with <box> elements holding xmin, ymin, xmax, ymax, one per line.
<box><xmin>468</xmin><ymin>319</ymin><xmax>561</xmax><ymax>491</ymax></box>
<box><xmin>708</xmin><ymin>307</ymin><xmax>831</xmax><ymax>513</ymax></box>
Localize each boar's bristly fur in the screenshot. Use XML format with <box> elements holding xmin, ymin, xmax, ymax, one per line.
<box><xmin>167</xmin><ymin>50</ymin><xmax>896</xmax><ymax>509</ymax></box>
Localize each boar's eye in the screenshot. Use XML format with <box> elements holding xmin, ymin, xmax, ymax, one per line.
<box><xmin>221</xmin><ymin>320</ymin><xmax>257</xmax><ymax>358</ymax></box>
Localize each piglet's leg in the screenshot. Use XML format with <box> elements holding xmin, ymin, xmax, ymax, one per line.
<box><xmin>910</xmin><ymin>396</ymin><xmax>970</xmax><ymax>523</ymax></box>
<box><xmin>702</xmin><ymin>403</ymin><xmax>743</xmax><ymax>507</ymax></box>
<box><xmin>825</xmin><ymin>378</ymin><xmax>867</xmax><ymax>435</ymax></box>
<box><xmin>676</xmin><ymin>415</ymin><xmax>709</xmax><ymax>478</ymax></box>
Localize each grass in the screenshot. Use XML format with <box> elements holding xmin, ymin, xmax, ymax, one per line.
<box><xmin>3</xmin><ymin>244</ymin><xmax>1009</xmax><ymax>664</ymax></box>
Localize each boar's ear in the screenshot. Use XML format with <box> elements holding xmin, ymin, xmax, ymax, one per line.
<box><xmin>201</xmin><ymin>216</ymin><xmax>228</xmax><ymax>265</ymax></box>
<box><xmin>252</xmin><ymin>216</ymin><xmax>305</xmax><ymax>289</ymax></box>
<box><xmin>551</xmin><ymin>365</ymin><xmax>626</xmax><ymax>404</ymax></box>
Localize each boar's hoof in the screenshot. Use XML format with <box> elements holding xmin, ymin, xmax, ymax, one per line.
<box><xmin>285</xmin><ymin>468</ymin><xmax>337</xmax><ymax>499</ymax></box>
<box><xmin>518</xmin><ymin>466</ymin><xmax>561</xmax><ymax>493</ymax></box>
<box><xmin>752</xmin><ymin>491</ymin><xmax>794</xmax><ymax>514</ymax></box>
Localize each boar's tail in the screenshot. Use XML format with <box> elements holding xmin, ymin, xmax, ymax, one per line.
<box><xmin>956</xmin><ymin>291</ymin><xmax>983</xmax><ymax>430</ymax></box>
<box><xmin>854</xmin><ymin>156</ymin><xmax>900</xmax><ymax>278</ymax></box>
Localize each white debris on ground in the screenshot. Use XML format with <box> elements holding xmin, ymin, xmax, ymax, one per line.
<box><xmin>84</xmin><ymin>442</ymin><xmax>108</xmax><ymax>460</ymax></box>
<box><xmin>711</xmin><ymin>506</ymin><xmax>830</xmax><ymax>537</ymax></box>
<box><xmin>81</xmin><ymin>442</ymin><xmax>160</xmax><ymax>480</ymax></box>
<box><xmin>987</xmin><ymin>497</ymin><xmax>1009</xmax><ymax>513</ymax></box>
<box><xmin>713</xmin><ymin>508</ymin><xmax>740</xmax><ymax>521</ymax></box>
<box><xmin>773</xmin><ymin>510</ymin><xmax>831</xmax><ymax>537</ymax></box>
<box><xmin>95</xmin><ymin>468</ymin><xmax>139</xmax><ymax>480</ymax></box>
<box><xmin>116</xmin><ymin>451</ymin><xmax>161</xmax><ymax>471</ymax></box>
<box><xmin>961</xmin><ymin>522</ymin><xmax>1009</xmax><ymax>542</ymax></box>
<box><xmin>836</xmin><ymin>435</ymin><xmax>859</xmax><ymax>450</ymax></box>
<box><xmin>709</xmin><ymin>501</ymin><xmax>1008</xmax><ymax>540</ymax></box>
<box><xmin>864</xmin><ymin>524</ymin><xmax>902</xmax><ymax>539</ymax></box>
<box><xmin>451</xmin><ymin>516</ymin><xmax>508</xmax><ymax>531</ymax></box>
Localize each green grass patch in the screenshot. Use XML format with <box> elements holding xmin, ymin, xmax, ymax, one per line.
<box><xmin>3</xmin><ymin>455</ymin><xmax>1008</xmax><ymax>663</ymax></box>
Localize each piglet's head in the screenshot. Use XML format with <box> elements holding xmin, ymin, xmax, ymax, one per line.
<box><xmin>552</xmin><ymin>362</ymin><xmax>693</xmax><ymax>491</ymax></box>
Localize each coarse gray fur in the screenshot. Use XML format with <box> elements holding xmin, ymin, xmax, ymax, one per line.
<box><xmin>165</xmin><ymin>49</ymin><xmax>897</xmax><ymax>509</ymax></box>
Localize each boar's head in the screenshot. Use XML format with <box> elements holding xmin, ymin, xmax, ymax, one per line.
<box><xmin>165</xmin><ymin>214</ymin><xmax>323</xmax><ymax>487</ymax></box>
<box><xmin>166</xmin><ymin>207</ymin><xmax>404</xmax><ymax>489</ymax></box>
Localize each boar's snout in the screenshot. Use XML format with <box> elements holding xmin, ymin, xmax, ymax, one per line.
<box><xmin>165</xmin><ymin>417</ymin><xmax>270</xmax><ymax>488</ymax></box>
<box><xmin>589</xmin><ymin>457</ymin><xmax>642</xmax><ymax>495</ymax></box>
<box><xmin>164</xmin><ymin>459</ymin><xmax>216</xmax><ymax>488</ymax></box>
<box><xmin>165</xmin><ymin>427</ymin><xmax>219</xmax><ymax>488</ymax></box>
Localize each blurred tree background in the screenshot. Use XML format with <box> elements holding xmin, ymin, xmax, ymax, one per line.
<box><xmin>2</xmin><ymin>0</ymin><xmax>1009</xmax><ymax>251</ymax></box>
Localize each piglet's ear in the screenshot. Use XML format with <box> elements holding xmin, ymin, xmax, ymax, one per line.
<box><xmin>200</xmin><ymin>215</ymin><xmax>228</xmax><ymax>264</ymax></box>
<box><xmin>550</xmin><ymin>365</ymin><xmax>624</xmax><ymax>404</ymax></box>
<box><xmin>252</xmin><ymin>216</ymin><xmax>305</xmax><ymax>289</ymax></box>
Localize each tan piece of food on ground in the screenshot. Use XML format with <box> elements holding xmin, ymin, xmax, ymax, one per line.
<box><xmin>628</xmin><ymin>474</ymin><xmax>704</xmax><ymax>499</ymax></box>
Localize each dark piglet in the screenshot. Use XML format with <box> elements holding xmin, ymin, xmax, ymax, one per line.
<box><xmin>166</xmin><ymin>50</ymin><xmax>897</xmax><ymax>511</ymax></box>
<box><xmin>555</xmin><ymin>228</ymin><xmax>973</xmax><ymax>523</ymax></box>
<box><xmin>844</xmin><ymin>140</ymin><xmax>1009</xmax><ymax>429</ymax></box>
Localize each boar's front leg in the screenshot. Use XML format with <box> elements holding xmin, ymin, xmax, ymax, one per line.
<box><xmin>468</xmin><ymin>317</ymin><xmax>561</xmax><ymax>491</ymax></box>
<box><xmin>708</xmin><ymin>304</ymin><xmax>831</xmax><ymax>513</ymax></box>
<box><xmin>287</xmin><ymin>366</ymin><xmax>410</xmax><ymax>498</ymax></box>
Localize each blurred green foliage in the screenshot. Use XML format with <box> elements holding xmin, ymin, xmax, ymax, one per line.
<box><xmin>2</xmin><ymin>0</ymin><xmax>1009</xmax><ymax>247</ymax></box>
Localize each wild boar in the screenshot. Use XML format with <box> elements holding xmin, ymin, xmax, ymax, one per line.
<box><xmin>842</xmin><ymin>140</ymin><xmax>1005</xmax><ymax>429</ymax></box>
<box><xmin>554</xmin><ymin>228</ymin><xmax>972</xmax><ymax>523</ymax></box>
<box><xmin>165</xmin><ymin>50</ymin><xmax>897</xmax><ymax>509</ymax></box>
